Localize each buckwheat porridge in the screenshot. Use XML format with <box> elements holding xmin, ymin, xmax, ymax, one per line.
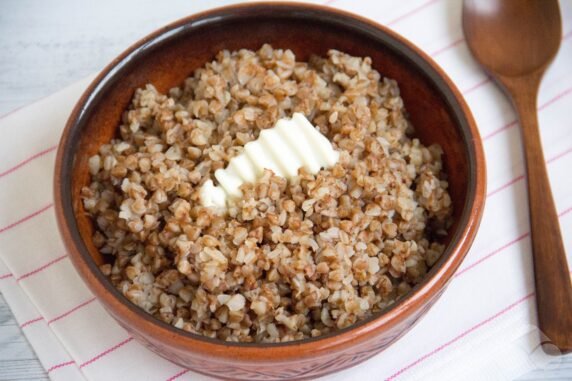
<box><xmin>81</xmin><ymin>44</ymin><xmax>452</xmax><ymax>343</ymax></box>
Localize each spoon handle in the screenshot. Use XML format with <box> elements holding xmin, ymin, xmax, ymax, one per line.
<box><xmin>505</xmin><ymin>75</ymin><xmax>572</xmax><ymax>354</ymax></box>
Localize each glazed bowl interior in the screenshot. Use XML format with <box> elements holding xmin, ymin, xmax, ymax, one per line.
<box><xmin>57</xmin><ymin>3</ymin><xmax>481</xmax><ymax>351</ymax></box>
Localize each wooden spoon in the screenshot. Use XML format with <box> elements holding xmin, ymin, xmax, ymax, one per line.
<box><xmin>463</xmin><ymin>0</ymin><xmax>572</xmax><ymax>354</ymax></box>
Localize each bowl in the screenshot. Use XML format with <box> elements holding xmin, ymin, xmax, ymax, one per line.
<box><xmin>54</xmin><ymin>2</ymin><xmax>486</xmax><ymax>380</ymax></box>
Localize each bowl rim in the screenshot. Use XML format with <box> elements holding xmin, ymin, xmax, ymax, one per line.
<box><xmin>54</xmin><ymin>1</ymin><xmax>486</xmax><ymax>362</ymax></box>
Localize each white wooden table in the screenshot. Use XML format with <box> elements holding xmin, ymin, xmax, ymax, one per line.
<box><xmin>0</xmin><ymin>0</ymin><xmax>571</xmax><ymax>380</ymax></box>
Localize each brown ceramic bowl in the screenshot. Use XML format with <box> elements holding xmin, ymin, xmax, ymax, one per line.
<box><xmin>54</xmin><ymin>2</ymin><xmax>486</xmax><ymax>380</ymax></box>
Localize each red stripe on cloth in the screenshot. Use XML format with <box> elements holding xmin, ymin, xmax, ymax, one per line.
<box><xmin>0</xmin><ymin>145</ymin><xmax>57</xmax><ymax>179</ymax></box>
<box><xmin>430</xmin><ymin>37</ymin><xmax>464</xmax><ymax>57</ymax></box>
<box><xmin>558</xmin><ymin>205</ymin><xmax>572</xmax><ymax>218</ymax></box>
<box><xmin>487</xmin><ymin>175</ymin><xmax>525</xmax><ymax>198</ymax></box>
<box><xmin>45</xmin><ymin>337</ymin><xmax>136</xmax><ymax>373</ymax></box>
<box><xmin>538</xmin><ymin>86</ymin><xmax>572</xmax><ymax>111</ymax></box>
<box><xmin>483</xmin><ymin>120</ymin><xmax>518</xmax><ymax>140</ymax></box>
<box><xmin>455</xmin><ymin>197</ymin><xmax>572</xmax><ymax>277</ymax></box>
<box><xmin>46</xmin><ymin>360</ymin><xmax>76</xmax><ymax>373</ymax></box>
<box><xmin>462</xmin><ymin>77</ymin><xmax>491</xmax><ymax>95</ymax></box>
<box><xmin>0</xmin><ymin>87</ymin><xmax>63</xmax><ymax>121</ymax></box>
<box><xmin>20</xmin><ymin>316</ymin><xmax>44</xmax><ymax>329</ymax></box>
<box><xmin>47</xmin><ymin>297</ymin><xmax>97</xmax><ymax>325</ymax></box>
<box><xmin>483</xmin><ymin>85</ymin><xmax>572</xmax><ymax>140</ymax></box>
<box><xmin>0</xmin><ymin>105</ymin><xmax>27</xmax><ymax>121</ymax></box>
<box><xmin>20</xmin><ymin>296</ymin><xmax>99</xmax><ymax>329</ymax></box>
<box><xmin>165</xmin><ymin>369</ymin><xmax>190</xmax><ymax>381</ymax></box>
<box><xmin>385</xmin><ymin>292</ymin><xmax>534</xmax><ymax>381</ymax></box>
<box><xmin>79</xmin><ymin>337</ymin><xmax>134</xmax><ymax>368</ymax></box>
<box><xmin>16</xmin><ymin>254</ymin><xmax>67</xmax><ymax>281</ymax></box>
<box><xmin>387</xmin><ymin>0</ymin><xmax>440</xmax><ymax>26</ymax></box>
<box><xmin>454</xmin><ymin>233</ymin><xmax>530</xmax><ymax>278</ymax></box>
<box><xmin>547</xmin><ymin>146</ymin><xmax>572</xmax><ymax>164</ymax></box>
<box><xmin>0</xmin><ymin>203</ymin><xmax>53</xmax><ymax>235</ymax></box>
<box><xmin>455</xmin><ymin>202</ymin><xmax>572</xmax><ymax>278</ymax></box>
<box><xmin>0</xmin><ymin>273</ymin><xmax>13</xmax><ymax>280</ymax></box>
<box><xmin>487</xmin><ymin>144</ymin><xmax>572</xmax><ymax>198</ymax></box>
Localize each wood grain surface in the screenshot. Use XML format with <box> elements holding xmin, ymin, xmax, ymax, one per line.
<box><xmin>0</xmin><ymin>0</ymin><xmax>570</xmax><ymax>380</ymax></box>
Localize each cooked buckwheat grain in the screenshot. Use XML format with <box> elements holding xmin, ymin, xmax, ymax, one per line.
<box><xmin>82</xmin><ymin>44</ymin><xmax>452</xmax><ymax>343</ymax></box>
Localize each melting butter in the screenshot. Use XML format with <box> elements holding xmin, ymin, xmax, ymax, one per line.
<box><xmin>199</xmin><ymin>113</ymin><xmax>339</xmax><ymax>209</ymax></box>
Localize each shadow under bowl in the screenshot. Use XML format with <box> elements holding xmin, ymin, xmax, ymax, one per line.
<box><xmin>54</xmin><ymin>2</ymin><xmax>486</xmax><ymax>380</ymax></box>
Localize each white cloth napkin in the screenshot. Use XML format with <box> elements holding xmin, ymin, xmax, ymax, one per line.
<box><xmin>1</xmin><ymin>0</ymin><xmax>572</xmax><ymax>380</ymax></box>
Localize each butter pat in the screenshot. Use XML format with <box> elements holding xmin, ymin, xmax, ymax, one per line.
<box><xmin>199</xmin><ymin>113</ymin><xmax>339</xmax><ymax>208</ymax></box>
<box><xmin>199</xmin><ymin>179</ymin><xmax>227</xmax><ymax>208</ymax></box>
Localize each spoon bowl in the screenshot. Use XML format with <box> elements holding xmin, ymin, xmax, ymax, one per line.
<box><xmin>463</xmin><ymin>0</ymin><xmax>561</xmax><ymax>77</ymax></box>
